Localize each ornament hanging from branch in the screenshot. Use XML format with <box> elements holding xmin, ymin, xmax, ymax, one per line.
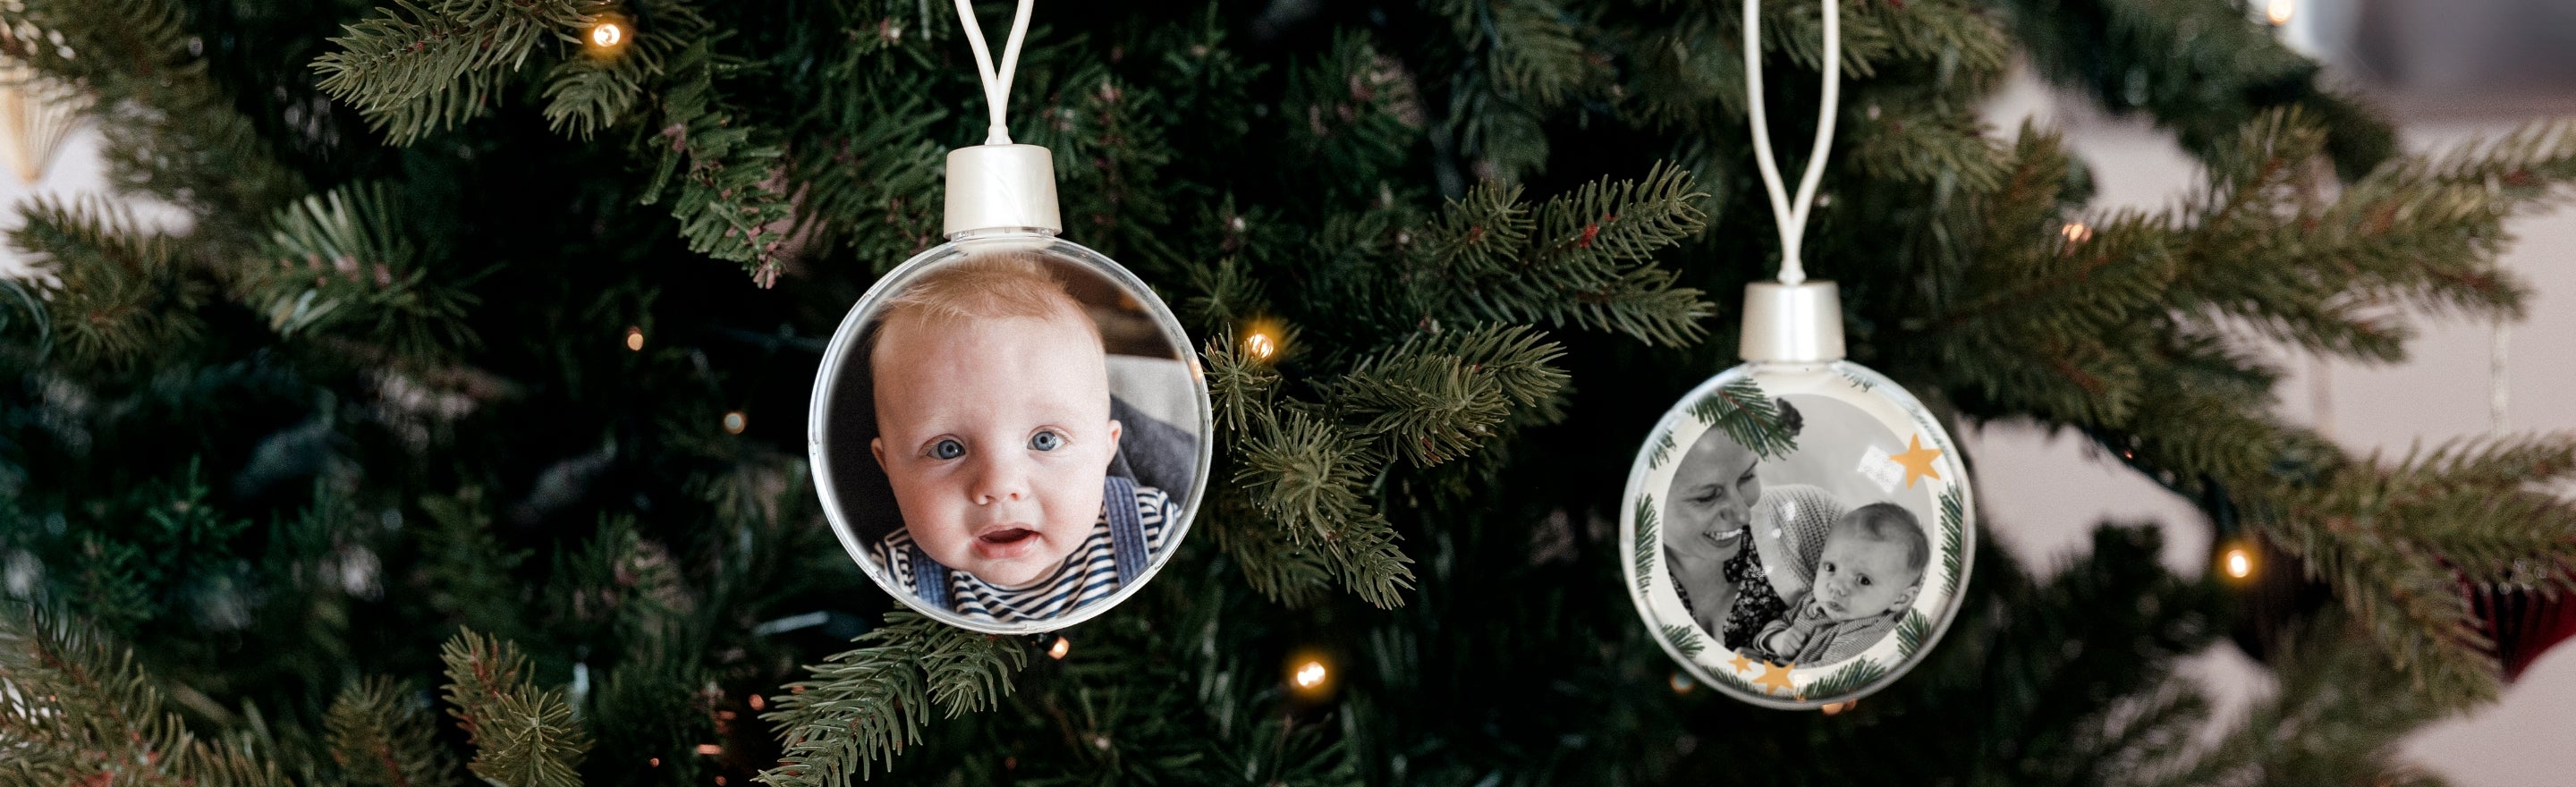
<box><xmin>806</xmin><ymin>0</ymin><xmax>1213</xmax><ymax>636</ymax></box>
<box><xmin>1618</xmin><ymin>0</ymin><xmax>1976</xmax><ymax>710</ymax></box>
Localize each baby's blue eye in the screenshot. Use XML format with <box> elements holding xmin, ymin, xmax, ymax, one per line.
<box><xmin>931</xmin><ymin>438</ymin><xmax>965</xmax><ymax>460</ymax></box>
<box><xmin>1030</xmin><ymin>430</ymin><xmax>1064</xmax><ymax>452</ymax></box>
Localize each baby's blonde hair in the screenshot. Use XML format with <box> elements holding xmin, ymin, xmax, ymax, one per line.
<box><xmin>876</xmin><ymin>252</ymin><xmax>1101</xmax><ymax>343</ymax></box>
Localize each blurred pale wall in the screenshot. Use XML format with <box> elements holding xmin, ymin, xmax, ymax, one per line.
<box><xmin>1981</xmin><ymin>49</ymin><xmax>2576</xmax><ymax>783</ymax></box>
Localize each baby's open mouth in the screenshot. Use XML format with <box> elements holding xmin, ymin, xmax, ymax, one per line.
<box><xmin>979</xmin><ymin>528</ymin><xmax>1038</xmax><ymax>545</ymax></box>
<box><xmin>970</xmin><ymin>525</ymin><xmax>1045</xmax><ymax>561</ymax></box>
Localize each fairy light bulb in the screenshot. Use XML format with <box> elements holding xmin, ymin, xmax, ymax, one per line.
<box><xmin>1820</xmin><ymin>699</ymin><xmax>1856</xmax><ymax>715</ymax></box>
<box><xmin>1246</xmin><ymin>330</ymin><xmax>1276</xmax><ymax>360</ymax></box>
<box><xmin>587</xmin><ymin>17</ymin><xmax>629</xmax><ymax>54</ymax></box>
<box><xmin>1293</xmin><ymin>660</ymin><xmax>1326</xmax><ymax>689</ymax></box>
<box><xmin>2265</xmin><ymin>0</ymin><xmax>2294</xmax><ymax>25</ymax></box>
<box><xmin>723</xmin><ymin>411</ymin><xmax>747</xmax><ymax>435</ymax></box>
<box><xmin>2060</xmin><ymin>222</ymin><xmax>2092</xmax><ymax>243</ymax></box>
<box><xmin>624</xmin><ymin>326</ymin><xmax>644</xmax><ymax>351</ymax></box>
<box><xmin>1284</xmin><ymin>647</ymin><xmax>1337</xmax><ymax>701</ymax></box>
<box><xmin>1046</xmin><ymin>636</ymin><xmax>1070</xmax><ymax>659</ymax></box>
<box><xmin>2224</xmin><ymin>545</ymin><xmax>2255</xmax><ymax>580</ymax></box>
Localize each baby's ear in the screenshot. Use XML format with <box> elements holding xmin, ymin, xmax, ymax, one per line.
<box><xmin>1106</xmin><ymin>419</ymin><xmax>1123</xmax><ymax>446</ymax></box>
<box><xmin>1887</xmin><ymin>578</ymin><xmax>1923</xmax><ymax>613</ymax></box>
<box><xmin>870</xmin><ymin>437</ymin><xmax>887</xmax><ymax>469</ymax></box>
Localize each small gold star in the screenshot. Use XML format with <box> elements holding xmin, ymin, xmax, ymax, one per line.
<box><xmin>1751</xmin><ymin>660</ymin><xmax>1799</xmax><ymax>695</ymax></box>
<box><xmin>1889</xmin><ymin>434</ymin><xmax>1945</xmax><ymax>489</ymax></box>
<box><xmin>1725</xmin><ymin>651</ymin><xmax>1754</xmax><ymax>675</ymax></box>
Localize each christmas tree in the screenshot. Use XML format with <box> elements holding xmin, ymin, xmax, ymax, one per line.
<box><xmin>5</xmin><ymin>0</ymin><xmax>2574</xmax><ymax>784</ymax></box>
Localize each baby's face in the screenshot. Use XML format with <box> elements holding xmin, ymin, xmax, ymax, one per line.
<box><xmin>872</xmin><ymin>314</ymin><xmax>1122</xmax><ymax>588</ymax></box>
<box><xmin>1809</xmin><ymin>531</ymin><xmax>1921</xmax><ymax>622</ymax></box>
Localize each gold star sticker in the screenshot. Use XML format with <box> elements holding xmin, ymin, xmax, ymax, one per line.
<box><xmin>1751</xmin><ymin>660</ymin><xmax>1799</xmax><ymax>695</ymax></box>
<box><xmin>1889</xmin><ymin>434</ymin><xmax>1945</xmax><ymax>489</ymax></box>
<box><xmin>1725</xmin><ymin>651</ymin><xmax>1754</xmax><ymax>675</ymax></box>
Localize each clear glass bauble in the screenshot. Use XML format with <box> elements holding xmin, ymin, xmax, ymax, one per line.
<box><xmin>1621</xmin><ymin>359</ymin><xmax>1975</xmax><ymax>707</ymax></box>
<box><xmin>807</xmin><ymin>230</ymin><xmax>1214</xmax><ymax>634</ymax></box>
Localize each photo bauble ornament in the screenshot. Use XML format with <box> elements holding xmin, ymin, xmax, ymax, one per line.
<box><xmin>1621</xmin><ymin>282</ymin><xmax>1975</xmax><ymax>708</ymax></box>
<box><xmin>1617</xmin><ymin>0</ymin><xmax>1973</xmax><ymax>708</ymax></box>
<box><xmin>807</xmin><ymin>0</ymin><xmax>1212</xmax><ymax>635</ymax></box>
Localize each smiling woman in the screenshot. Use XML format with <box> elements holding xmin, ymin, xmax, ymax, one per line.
<box><xmin>1661</xmin><ymin>400</ymin><xmax>1803</xmax><ymax>647</ymax></box>
<box><xmin>812</xmin><ymin>245</ymin><xmax>1210</xmax><ymax>634</ymax></box>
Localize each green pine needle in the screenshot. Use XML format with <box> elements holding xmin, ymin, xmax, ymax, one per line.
<box><xmin>1799</xmin><ymin>658</ymin><xmax>1889</xmax><ymax>701</ymax></box>
<box><xmin>438</xmin><ymin>628</ymin><xmax>592</xmax><ymax>787</ymax></box>
<box><xmin>1687</xmin><ymin>377</ymin><xmax>1799</xmax><ymax>461</ymax></box>
<box><xmin>312</xmin><ymin>0</ymin><xmax>588</xmax><ymax>146</ymax></box>
<box><xmin>9</xmin><ymin>195</ymin><xmax>204</xmax><ymax>369</ymax></box>
<box><xmin>1632</xmin><ymin>494</ymin><xmax>1660</xmax><ymax>596</ymax></box>
<box><xmin>328</xmin><ymin>677</ymin><xmax>463</xmax><ymax>787</ymax></box>
<box><xmin>0</xmin><ymin>603</ymin><xmax>293</xmax><ymax>787</ymax></box>
<box><xmin>761</xmin><ymin>612</ymin><xmax>1028</xmax><ymax>787</ymax></box>
<box><xmin>1659</xmin><ymin>623</ymin><xmax>1705</xmax><ymax>660</ymax></box>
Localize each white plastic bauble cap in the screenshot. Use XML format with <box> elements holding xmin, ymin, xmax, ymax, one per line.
<box><xmin>1738</xmin><ymin>280</ymin><xmax>1844</xmax><ymax>363</ymax></box>
<box><xmin>943</xmin><ymin>143</ymin><xmax>1062</xmax><ymax>237</ymax></box>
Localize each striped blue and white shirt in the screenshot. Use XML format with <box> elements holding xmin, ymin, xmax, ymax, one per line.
<box><xmin>872</xmin><ymin>485</ymin><xmax>1177</xmax><ymax>623</ymax></box>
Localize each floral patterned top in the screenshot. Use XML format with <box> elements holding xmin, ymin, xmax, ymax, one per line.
<box><xmin>1720</xmin><ymin>538</ymin><xmax>1789</xmax><ymax>649</ymax></box>
<box><xmin>1671</xmin><ymin>527</ymin><xmax>1792</xmax><ymax>650</ymax></box>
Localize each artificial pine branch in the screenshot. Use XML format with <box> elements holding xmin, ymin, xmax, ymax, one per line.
<box><xmin>1996</xmin><ymin>0</ymin><xmax>2396</xmax><ymax>180</ymax></box>
<box><xmin>788</xmin><ymin>97</ymin><xmax>947</xmax><ymax>268</ymax></box>
<box><xmin>542</xmin><ymin>0</ymin><xmax>712</xmax><ymax>140</ymax></box>
<box><xmin>1</xmin><ymin>0</ymin><xmax>305</xmax><ymax>228</ymax></box>
<box><xmin>2247</xmin><ymin>436</ymin><xmax>2576</xmax><ymax>707</ymax></box>
<box><xmin>0</xmin><ymin>276</ymin><xmax>49</xmax><ymax>359</ymax></box>
<box><xmin>760</xmin><ymin>612</ymin><xmax>1027</xmax><ymax>786</ymax></box>
<box><xmin>327</xmin><ymin>677</ymin><xmax>464</xmax><ymax>787</ymax></box>
<box><xmin>0</xmin><ymin>604</ymin><xmax>292</xmax><ymax>787</ymax></box>
<box><xmin>1202</xmin><ymin>333</ymin><xmax>1282</xmax><ymax>436</ymax></box>
<box><xmin>1283</xmin><ymin>32</ymin><xmax>1428</xmax><ymax>188</ymax></box>
<box><xmin>1326</xmin><ymin>325</ymin><xmax>1566</xmax><ymax>469</ymax></box>
<box><xmin>1849</xmin><ymin>100</ymin><xmax>2007</xmax><ymax>192</ymax></box>
<box><xmin>642</xmin><ymin>39</ymin><xmax>795</xmax><ymax>285</ymax></box>
<box><xmin>1437</xmin><ymin>0</ymin><xmax>1597</xmax><ymax>110</ymax></box>
<box><xmin>311</xmin><ymin>0</ymin><xmax>588</xmax><ymax>145</ymax></box>
<box><xmin>1207</xmin><ymin>495</ymin><xmax>1341</xmax><ymax>608</ymax></box>
<box><xmin>2127</xmin><ymin>616</ymin><xmax>2453</xmax><ymax>787</ymax></box>
<box><xmin>1430</xmin><ymin>163</ymin><xmax>1712</xmax><ymax>347</ymax></box>
<box><xmin>418</xmin><ymin>493</ymin><xmax>536</xmax><ymax>641</ymax></box>
<box><xmin>1234</xmin><ymin>410</ymin><xmax>1416</xmax><ymax>609</ymax></box>
<box><xmin>245</xmin><ymin>182</ymin><xmax>483</xmax><ymax>363</ymax></box>
<box><xmin>1014</xmin><ymin>63</ymin><xmax>1178</xmax><ymax>262</ymax></box>
<box><xmin>7</xmin><ymin>195</ymin><xmax>204</xmax><ymax>369</ymax></box>
<box><xmin>438</xmin><ymin>629</ymin><xmax>592</xmax><ymax>787</ymax></box>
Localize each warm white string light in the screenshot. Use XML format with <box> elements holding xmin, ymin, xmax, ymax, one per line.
<box><xmin>950</xmin><ymin>0</ymin><xmax>1035</xmax><ymax>145</ymax></box>
<box><xmin>1742</xmin><ymin>0</ymin><xmax>1841</xmax><ymax>286</ymax></box>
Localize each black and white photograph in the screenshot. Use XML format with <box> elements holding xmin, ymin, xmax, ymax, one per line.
<box><xmin>1660</xmin><ymin>393</ymin><xmax>1937</xmax><ymax>667</ymax></box>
